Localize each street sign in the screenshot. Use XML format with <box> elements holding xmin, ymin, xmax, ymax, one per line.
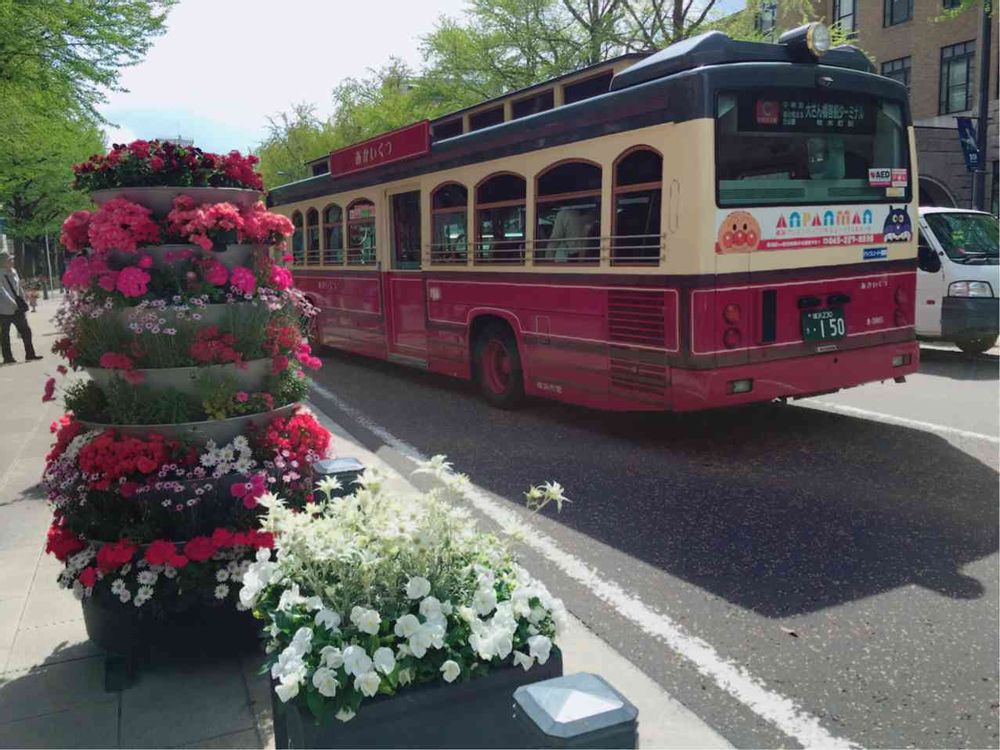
<box><xmin>956</xmin><ymin>116</ymin><xmax>980</xmax><ymax>172</ymax></box>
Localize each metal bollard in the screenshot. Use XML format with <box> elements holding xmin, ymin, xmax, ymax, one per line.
<box><xmin>311</xmin><ymin>457</ymin><xmax>364</xmax><ymax>497</ymax></box>
<box><xmin>513</xmin><ymin>672</ymin><xmax>638</xmax><ymax>748</ymax></box>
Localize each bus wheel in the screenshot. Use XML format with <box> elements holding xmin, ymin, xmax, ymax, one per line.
<box><xmin>474</xmin><ymin>323</ymin><xmax>524</xmax><ymax>408</ymax></box>
<box><xmin>956</xmin><ymin>336</ymin><xmax>997</xmax><ymax>355</ymax></box>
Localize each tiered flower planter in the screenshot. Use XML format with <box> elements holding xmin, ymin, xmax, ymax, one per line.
<box><xmin>44</xmin><ymin>140</ymin><xmax>329</xmax><ymax>691</ymax></box>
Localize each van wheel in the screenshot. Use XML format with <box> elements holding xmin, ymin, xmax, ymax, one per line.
<box><xmin>473</xmin><ymin>323</ymin><xmax>524</xmax><ymax>408</ymax></box>
<box><xmin>956</xmin><ymin>336</ymin><xmax>997</xmax><ymax>355</ymax></box>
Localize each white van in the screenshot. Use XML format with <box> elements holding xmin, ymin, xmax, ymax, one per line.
<box><xmin>916</xmin><ymin>207</ymin><xmax>999</xmax><ymax>354</ymax></box>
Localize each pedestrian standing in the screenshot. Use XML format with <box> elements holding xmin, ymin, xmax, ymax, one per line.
<box><xmin>0</xmin><ymin>251</ymin><xmax>42</xmax><ymax>364</ymax></box>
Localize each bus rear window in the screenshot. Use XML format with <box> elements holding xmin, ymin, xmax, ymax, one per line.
<box><xmin>716</xmin><ymin>90</ymin><xmax>909</xmax><ymax>207</ymax></box>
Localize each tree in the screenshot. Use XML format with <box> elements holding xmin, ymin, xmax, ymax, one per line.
<box><xmin>0</xmin><ymin>0</ymin><xmax>174</xmax><ymax>120</ymax></box>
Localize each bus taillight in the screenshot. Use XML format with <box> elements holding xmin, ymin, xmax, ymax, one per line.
<box><xmin>723</xmin><ymin>327</ymin><xmax>742</xmax><ymax>348</ymax></box>
<box><xmin>723</xmin><ymin>303</ymin><xmax>741</xmax><ymax>324</ymax></box>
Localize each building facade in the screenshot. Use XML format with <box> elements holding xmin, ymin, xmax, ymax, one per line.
<box><xmin>772</xmin><ymin>0</ymin><xmax>998</xmax><ymax>212</ymax></box>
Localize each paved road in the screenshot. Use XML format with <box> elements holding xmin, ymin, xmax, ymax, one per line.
<box><xmin>309</xmin><ymin>344</ymin><xmax>999</xmax><ymax>749</ymax></box>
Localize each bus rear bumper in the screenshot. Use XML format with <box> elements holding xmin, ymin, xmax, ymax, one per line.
<box><xmin>670</xmin><ymin>340</ymin><xmax>920</xmax><ymax>412</ymax></box>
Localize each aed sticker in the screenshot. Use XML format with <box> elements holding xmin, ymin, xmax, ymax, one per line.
<box><xmin>863</xmin><ymin>246</ymin><xmax>888</xmax><ymax>260</ymax></box>
<box><xmin>891</xmin><ymin>168</ymin><xmax>908</xmax><ymax>187</ymax></box>
<box><xmin>868</xmin><ymin>168</ymin><xmax>892</xmax><ymax>187</ymax></box>
<box><xmin>885</xmin><ymin>186</ymin><xmax>906</xmax><ymax>198</ymax></box>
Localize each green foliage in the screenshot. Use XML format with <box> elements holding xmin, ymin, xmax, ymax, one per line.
<box><xmin>63</xmin><ymin>379</ymin><xmax>110</xmax><ymax>421</ymax></box>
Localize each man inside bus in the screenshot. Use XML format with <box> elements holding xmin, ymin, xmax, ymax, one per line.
<box><xmin>547</xmin><ymin>206</ymin><xmax>598</xmax><ymax>262</ymax></box>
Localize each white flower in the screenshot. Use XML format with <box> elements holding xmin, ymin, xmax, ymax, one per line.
<box><xmin>110</xmin><ymin>578</ymin><xmax>126</xmax><ymax>595</ymax></box>
<box><xmin>278</xmin><ymin>583</ymin><xmax>307</xmax><ymax>612</ymax></box>
<box><xmin>118</xmin><ymin>588</ymin><xmax>132</xmax><ymax>604</ymax></box>
<box><xmin>354</xmin><ymin>670</ymin><xmax>381</xmax><ymax>697</ymax></box>
<box><xmin>512</xmin><ymin>650</ymin><xmax>535</xmax><ymax>671</ymax></box>
<box><xmin>163</xmin><ymin>565</ymin><xmax>178</xmax><ymax>579</ymax></box>
<box><xmin>214</xmin><ymin>584</ymin><xmax>230</xmax><ymax>600</ymax></box>
<box><xmin>215</xmin><ymin>569</ymin><xmax>229</xmax><ymax>582</ymax></box>
<box><xmin>312</xmin><ymin>666</ymin><xmax>339</xmax><ymax>698</ymax></box>
<box><xmin>335</xmin><ymin>708</ymin><xmax>356</xmax><ymax>723</ymax></box>
<box><xmin>350</xmin><ymin>606</ymin><xmax>381</xmax><ymax>635</ymax></box>
<box><xmin>133</xmin><ymin>585</ymin><xmax>154</xmax><ymax>607</ymax></box>
<box><xmin>527</xmin><ymin>634</ymin><xmax>552</xmax><ymax>665</ymax></box>
<box><xmin>419</xmin><ymin>596</ymin><xmax>445</xmax><ymax>623</ymax></box>
<box><xmin>397</xmin><ymin>668</ymin><xmax>413</xmax><ymax>686</ymax></box>
<box><xmin>315</xmin><ymin>608</ymin><xmax>341</xmax><ymax>632</ymax></box>
<box><xmin>458</xmin><ymin>606</ymin><xmax>477</xmax><ymax>624</ymax></box>
<box><xmin>394</xmin><ymin>614</ymin><xmax>421</xmax><ymax>639</ymax></box>
<box><xmin>342</xmin><ymin>645</ymin><xmax>373</xmax><ymax>677</ymax></box>
<box><xmin>316</xmin><ymin>475</ymin><xmax>342</xmax><ymax>495</ymax></box>
<box><xmin>413</xmin><ymin>455</ymin><xmax>453</xmax><ymax>479</ymax></box>
<box><xmin>274</xmin><ymin>680</ymin><xmax>300</xmax><ymax>703</ymax></box>
<box><xmin>290</xmin><ymin>627</ymin><xmax>313</xmax><ymax>656</ymax></box>
<box><xmin>320</xmin><ymin>646</ymin><xmax>344</xmax><ymax>669</ymax></box>
<box><xmin>272</xmin><ymin>647</ymin><xmax>306</xmax><ymax>681</ymax></box>
<box><xmin>473</xmin><ymin>587</ymin><xmax>497</xmax><ymax>616</ymax></box>
<box><xmin>373</xmin><ymin>647</ymin><xmax>396</xmax><ymax>675</ymax></box>
<box><xmin>137</xmin><ymin>570</ymin><xmax>158</xmax><ymax>586</ymax></box>
<box><xmin>440</xmin><ymin>660</ymin><xmax>461</xmax><ymax>683</ymax></box>
<box><xmin>405</xmin><ymin>576</ymin><xmax>431</xmax><ymax>600</ymax></box>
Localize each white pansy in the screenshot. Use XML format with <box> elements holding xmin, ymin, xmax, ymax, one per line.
<box><xmin>274</xmin><ymin>680</ymin><xmax>300</xmax><ymax>703</ymax></box>
<box><xmin>373</xmin><ymin>647</ymin><xmax>396</xmax><ymax>675</ymax></box>
<box><xmin>354</xmin><ymin>670</ymin><xmax>381</xmax><ymax>697</ymax></box>
<box><xmin>335</xmin><ymin>708</ymin><xmax>356</xmax><ymax>723</ymax></box>
<box><xmin>350</xmin><ymin>606</ymin><xmax>381</xmax><ymax>635</ymax></box>
<box><xmin>440</xmin><ymin>660</ymin><xmax>461</xmax><ymax>683</ymax></box>
<box><xmin>512</xmin><ymin>650</ymin><xmax>535</xmax><ymax>671</ymax></box>
<box><xmin>394</xmin><ymin>614</ymin><xmax>420</xmax><ymax>639</ymax></box>
<box><xmin>473</xmin><ymin>587</ymin><xmax>497</xmax><ymax>616</ymax></box>
<box><xmin>458</xmin><ymin>606</ymin><xmax>477</xmax><ymax>624</ymax></box>
<box><xmin>320</xmin><ymin>645</ymin><xmax>344</xmax><ymax>669</ymax></box>
<box><xmin>342</xmin><ymin>645</ymin><xmax>373</xmax><ymax>677</ymax></box>
<box><xmin>255</xmin><ymin>548</ymin><xmax>272</xmax><ymax>563</ymax></box>
<box><xmin>397</xmin><ymin>668</ymin><xmax>413</xmax><ymax>686</ymax></box>
<box><xmin>289</xmin><ymin>627</ymin><xmax>313</xmax><ymax>656</ymax></box>
<box><xmin>315</xmin><ymin>608</ymin><xmax>341</xmax><ymax>632</ymax></box>
<box><xmin>312</xmin><ymin>666</ymin><xmax>339</xmax><ymax>698</ymax></box>
<box><xmin>419</xmin><ymin>596</ymin><xmax>445</xmax><ymax>623</ymax></box>
<box><xmin>527</xmin><ymin>634</ymin><xmax>552</xmax><ymax>665</ymax></box>
<box><xmin>277</xmin><ymin>583</ymin><xmax>306</xmax><ymax>612</ymax></box>
<box><xmin>405</xmin><ymin>576</ymin><xmax>431</xmax><ymax>600</ymax></box>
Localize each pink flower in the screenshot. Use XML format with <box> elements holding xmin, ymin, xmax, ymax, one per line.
<box><xmin>87</xmin><ymin>198</ymin><xmax>160</xmax><ymax>253</ymax></box>
<box><xmin>204</xmin><ymin>260</ymin><xmax>229</xmax><ymax>286</ymax></box>
<box><xmin>271</xmin><ymin>354</ymin><xmax>289</xmax><ymax>375</ymax></box>
<box><xmin>59</xmin><ymin>211</ymin><xmax>91</xmax><ymax>253</ymax></box>
<box><xmin>97</xmin><ymin>272</ymin><xmax>119</xmax><ymax>292</ymax></box>
<box><xmin>116</xmin><ymin>267</ymin><xmax>150</xmax><ymax>298</ymax></box>
<box><xmin>99</xmin><ymin>352</ymin><xmax>134</xmax><ymax>370</ymax></box>
<box><xmin>123</xmin><ymin>369</ymin><xmax>146</xmax><ymax>385</ymax></box>
<box><xmin>236</xmin><ymin>391</ymin><xmax>249</xmax><ymax>403</ymax></box>
<box><xmin>230</xmin><ymin>266</ymin><xmax>256</xmax><ymax>295</ymax></box>
<box><xmin>137</xmin><ymin>254</ymin><xmax>153</xmax><ymax>269</ymax></box>
<box><xmin>42</xmin><ymin>377</ymin><xmax>56</xmax><ymax>402</ymax></box>
<box><xmin>269</xmin><ymin>265</ymin><xmax>293</xmax><ymax>291</ymax></box>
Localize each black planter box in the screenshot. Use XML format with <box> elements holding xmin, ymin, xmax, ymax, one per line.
<box><xmin>275</xmin><ymin>649</ymin><xmax>563</xmax><ymax>749</ymax></box>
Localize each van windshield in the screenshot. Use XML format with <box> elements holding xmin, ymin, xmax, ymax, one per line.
<box><xmin>716</xmin><ymin>90</ymin><xmax>909</xmax><ymax>207</ymax></box>
<box><xmin>924</xmin><ymin>212</ymin><xmax>999</xmax><ymax>262</ymax></box>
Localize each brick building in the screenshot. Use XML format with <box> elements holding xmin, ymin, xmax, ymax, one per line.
<box><xmin>763</xmin><ymin>0</ymin><xmax>998</xmax><ymax>211</ymax></box>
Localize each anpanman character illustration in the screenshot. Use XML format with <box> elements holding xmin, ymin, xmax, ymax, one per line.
<box><xmin>716</xmin><ymin>211</ymin><xmax>762</xmax><ymax>253</ymax></box>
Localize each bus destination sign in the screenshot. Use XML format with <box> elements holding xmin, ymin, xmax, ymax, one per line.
<box><xmin>329</xmin><ymin>121</ymin><xmax>430</xmax><ymax>177</ymax></box>
<box><xmin>748</xmin><ymin>97</ymin><xmax>873</xmax><ymax>134</ymax></box>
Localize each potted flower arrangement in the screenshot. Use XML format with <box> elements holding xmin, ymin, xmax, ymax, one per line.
<box><xmin>241</xmin><ymin>460</ymin><xmax>568</xmax><ymax>749</ymax></box>
<box><xmin>43</xmin><ymin>140</ymin><xmax>333</xmax><ymax>679</ymax></box>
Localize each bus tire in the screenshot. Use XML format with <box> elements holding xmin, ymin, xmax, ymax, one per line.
<box><xmin>473</xmin><ymin>322</ymin><xmax>525</xmax><ymax>409</ymax></box>
<box><xmin>956</xmin><ymin>336</ymin><xmax>996</xmax><ymax>355</ymax></box>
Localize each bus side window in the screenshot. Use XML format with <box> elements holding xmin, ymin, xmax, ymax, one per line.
<box><xmin>347</xmin><ymin>200</ymin><xmax>376</xmax><ymax>265</ymax></box>
<box><xmin>431</xmin><ymin>183</ymin><xmax>468</xmax><ymax>265</ymax></box>
<box><xmin>322</xmin><ymin>204</ymin><xmax>343</xmax><ymax>264</ymax></box>
<box><xmin>535</xmin><ymin>161</ymin><xmax>601</xmax><ymax>264</ymax></box>
<box><xmin>475</xmin><ymin>173</ymin><xmax>526</xmax><ymax>265</ymax></box>
<box><xmin>305</xmin><ymin>208</ymin><xmax>320</xmax><ymax>265</ymax></box>
<box><xmin>291</xmin><ymin>211</ymin><xmax>304</xmax><ymax>266</ymax></box>
<box><xmin>613</xmin><ymin>147</ymin><xmax>662</xmax><ymax>265</ymax></box>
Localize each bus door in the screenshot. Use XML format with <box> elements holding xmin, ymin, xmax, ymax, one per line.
<box><xmin>383</xmin><ymin>188</ymin><xmax>428</xmax><ymax>362</ymax></box>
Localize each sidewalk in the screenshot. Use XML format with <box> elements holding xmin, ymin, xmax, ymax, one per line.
<box><xmin>0</xmin><ymin>296</ymin><xmax>728</xmax><ymax>748</ymax></box>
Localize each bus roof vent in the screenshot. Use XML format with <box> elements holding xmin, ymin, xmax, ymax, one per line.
<box><xmin>610</xmin><ymin>31</ymin><xmax>872</xmax><ymax>91</ymax></box>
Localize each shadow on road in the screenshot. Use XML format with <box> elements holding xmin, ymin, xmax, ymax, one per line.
<box><xmin>918</xmin><ymin>347</ymin><xmax>999</xmax><ymax>381</ymax></box>
<box><xmin>314</xmin><ymin>350</ymin><xmax>999</xmax><ymax>619</ymax></box>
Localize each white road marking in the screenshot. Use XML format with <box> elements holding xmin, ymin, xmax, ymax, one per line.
<box><xmin>310</xmin><ymin>381</ymin><xmax>859</xmax><ymax>750</ymax></box>
<box><xmin>803</xmin><ymin>400</ymin><xmax>1000</xmax><ymax>445</ymax></box>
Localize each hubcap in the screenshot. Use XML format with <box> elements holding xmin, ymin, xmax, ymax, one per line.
<box><xmin>482</xmin><ymin>339</ymin><xmax>511</xmax><ymax>395</ymax></box>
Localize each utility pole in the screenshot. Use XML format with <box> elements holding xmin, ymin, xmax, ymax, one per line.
<box><xmin>972</xmin><ymin>0</ymin><xmax>993</xmax><ymax>211</ymax></box>
<box><xmin>43</xmin><ymin>233</ymin><xmax>54</xmax><ymax>299</ymax></box>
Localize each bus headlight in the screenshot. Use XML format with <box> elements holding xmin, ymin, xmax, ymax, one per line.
<box><xmin>779</xmin><ymin>22</ymin><xmax>831</xmax><ymax>60</ymax></box>
<box><xmin>948</xmin><ymin>281</ymin><xmax>994</xmax><ymax>298</ymax></box>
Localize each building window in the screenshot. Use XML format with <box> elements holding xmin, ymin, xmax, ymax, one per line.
<box><xmin>943</xmin><ymin>0</ymin><xmax>961</xmax><ymax>9</ymax></box>
<box><xmin>290</xmin><ymin>211</ymin><xmax>304</xmax><ymax>265</ymax></box>
<box><xmin>475</xmin><ymin>173</ymin><xmax>526</xmax><ymax>264</ymax></box>
<box><xmin>431</xmin><ymin>183</ymin><xmax>468</xmax><ymax>265</ymax></box>
<box><xmin>884</xmin><ymin>0</ymin><xmax>912</xmax><ymax>26</ymax></box>
<box><xmin>346</xmin><ymin>200</ymin><xmax>376</xmax><ymax>265</ymax></box>
<box><xmin>535</xmin><ymin>161</ymin><xmax>601</xmax><ymax>264</ymax></box>
<box><xmin>881</xmin><ymin>56</ymin><xmax>911</xmax><ymax>91</ymax></box>
<box><xmin>321</xmin><ymin>204</ymin><xmax>343</xmax><ymax>264</ymax></box>
<box><xmin>940</xmin><ymin>41</ymin><xmax>975</xmax><ymax>114</ymax></box>
<box><xmin>613</xmin><ymin>147</ymin><xmax>662</xmax><ymax>265</ymax></box>
<box><xmin>833</xmin><ymin>0</ymin><xmax>856</xmax><ymax>34</ymax></box>
<box><xmin>755</xmin><ymin>1</ymin><xmax>777</xmax><ymax>38</ymax></box>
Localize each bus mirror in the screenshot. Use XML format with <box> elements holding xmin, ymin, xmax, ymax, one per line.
<box><xmin>918</xmin><ymin>243</ymin><xmax>941</xmax><ymax>273</ymax></box>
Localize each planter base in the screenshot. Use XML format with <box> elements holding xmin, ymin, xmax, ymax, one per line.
<box><xmin>82</xmin><ymin>596</ymin><xmax>260</xmax><ymax>691</ymax></box>
<box><xmin>275</xmin><ymin>649</ymin><xmax>563</xmax><ymax>749</ymax></box>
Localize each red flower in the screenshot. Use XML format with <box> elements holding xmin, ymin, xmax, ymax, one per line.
<box><xmin>96</xmin><ymin>540</ymin><xmax>137</xmax><ymax>572</ymax></box>
<box><xmin>42</xmin><ymin>377</ymin><xmax>56</xmax><ymax>403</ymax></box>
<box><xmin>79</xmin><ymin>567</ymin><xmax>98</xmax><ymax>588</ymax></box>
<box><xmin>59</xmin><ymin>211</ymin><xmax>91</xmax><ymax>253</ymax></box>
<box><xmin>211</xmin><ymin>527</ymin><xmax>235</xmax><ymax>548</ymax></box>
<box><xmin>144</xmin><ymin>539</ymin><xmax>189</xmax><ymax>568</ymax></box>
<box><xmin>183</xmin><ymin>536</ymin><xmax>217</xmax><ymax>562</ymax></box>
<box><xmin>45</xmin><ymin>523</ymin><xmax>85</xmax><ymax>561</ymax></box>
<box><xmin>116</xmin><ymin>266</ymin><xmax>150</xmax><ymax>298</ymax></box>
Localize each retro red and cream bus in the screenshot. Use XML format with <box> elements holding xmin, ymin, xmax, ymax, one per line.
<box><xmin>268</xmin><ymin>23</ymin><xmax>919</xmax><ymax>412</ymax></box>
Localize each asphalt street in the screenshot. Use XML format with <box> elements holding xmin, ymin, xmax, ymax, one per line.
<box><xmin>309</xmin><ymin>342</ymin><xmax>999</xmax><ymax>749</ymax></box>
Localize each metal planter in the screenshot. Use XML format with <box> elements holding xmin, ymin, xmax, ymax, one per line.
<box><xmin>78</xmin><ymin>402</ymin><xmax>298</xmax><ymax>446</ymax></box>
<box><xmin>275</xmin><ymin>649</ymin><xmax>563</xmax><ymax>749</ymax></box>
<box><xmin>84</xmin><ymin>358</ymin><xmax>272</xmax><ymax>397</ymax></box>
<box><xmin>90</xmin><ymin>187</ymin><xmax>262</xmax><ymax>217</ymax></box>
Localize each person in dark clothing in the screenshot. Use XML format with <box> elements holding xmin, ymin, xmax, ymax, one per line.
<box><xmin>0</xmin><ymin>251</ymin><xmax>42</xmax><ymax>364</ymax></box>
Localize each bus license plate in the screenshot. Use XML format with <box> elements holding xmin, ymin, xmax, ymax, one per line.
<box><xmin>801</xmin><ymin>309</ymin><xmax>846</xmax><ymax>341</ymax></box>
